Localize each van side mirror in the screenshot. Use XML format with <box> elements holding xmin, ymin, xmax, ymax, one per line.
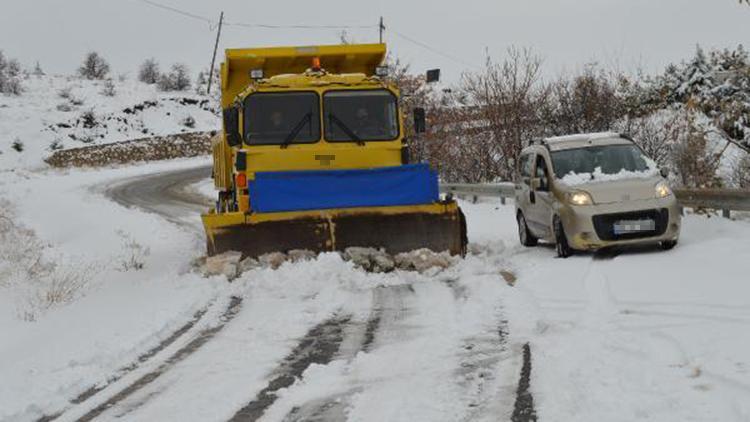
<box><xmin>660</xmin><ymin>168</ymin><xmax>669</xmax><ymax>178</ymax></box>
<box><xmin>426</xmin><ymin>69</ymin><xmax>440</xmax><ymax>83</ymax></box>
<box><xmin>223</xmin><ymin>107</ymin><xmax>241</xmax><ymax>147</ymax></box>
<box><xmin>413</xmin><ymin>107</ymin><xmax>426</xmax><ymax>134</ymax></box>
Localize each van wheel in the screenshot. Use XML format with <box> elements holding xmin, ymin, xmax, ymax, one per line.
<box><xmin>517</xmin><ymin>212</ymin><xmax>538</xmax><ymax>247</ymax></box>
<box><xmin>554</xmin><ymin>216</ymin><xmax>573</xmax><ymax>258</ymax></box>
<box><xmin>660</xmin><ymin>240</ymin><xmax>677</xmax><ymax>250</ymax></box>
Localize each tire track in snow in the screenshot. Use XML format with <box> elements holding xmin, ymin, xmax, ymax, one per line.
<box><xmin>511</xmin><ymin>343</ymin><xmax>537</xmax><ymax>422</ymax></box>
<box><xmin>72</xmin><ymin>296</ymin><xmax>243</xmax><ymax>422</ymax></box>
<box><xmin>35</xmin><ymin>306</ymin><xmax>210</xmax><ymax>422</ymax></box>
<box><xmin>277</xmin><ymin>285</ymin><xmax>414</xmax><ymax>422</ymax></box>
<box><xmin>229</xmin><ymin>314</ymin><xmax>352</xmax><ymax>422</ymax></box>
<box><xmin>456</xmin><ymin>317</ymin><xmax>511</xmax><ymax>421</ymax></box>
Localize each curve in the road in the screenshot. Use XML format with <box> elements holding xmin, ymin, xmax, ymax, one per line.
<box><xmin>100</xmin><ymin>164</ymin><xmax>213</xmax><ymax>228</ymax></box>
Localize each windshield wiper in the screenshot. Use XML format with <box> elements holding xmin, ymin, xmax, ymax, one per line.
<box><xmin>280</xmin><ymin>112</ymin><xmax>312</xmax><ymax>149</ymax></box>
<box><xmin>328</xmin><ymin>113</ymin><xmax>365</xmax><ymax>146</ymax></box>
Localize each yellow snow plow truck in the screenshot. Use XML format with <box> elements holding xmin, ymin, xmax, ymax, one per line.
<box><xmin>201</xmin><ymin>43</ymin><xmax>467</xmax><ymax>258</ymax></box>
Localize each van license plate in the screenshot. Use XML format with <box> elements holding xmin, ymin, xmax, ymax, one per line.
<box><xmin>613</xmin><ymin>219</ymin><xmax>655</xmax><ymax>234</ymax></box>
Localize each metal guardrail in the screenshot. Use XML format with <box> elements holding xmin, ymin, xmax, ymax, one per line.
<box><xmin>440</xmin><ymin>183</ymin><xmax>516</xmax><ymax>205</ymax></box>
<box><xmin>673</xmin><ymin>188</ymin><xmax>750</xmax><ymax>218</ymax></box>
<box><xmin>440</xmin><ymin>183</ymin><xmax>750</xmax><ymax>218</ymax></box>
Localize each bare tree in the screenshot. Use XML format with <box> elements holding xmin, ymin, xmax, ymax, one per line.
<box><xmin>158</xmin><ymin>63</ymin><xmax>191</xmax><ymax>91</ymax></box>
<box><xmin>138</xmin><ymin>58</ymin><xmax>160</xmax><ymax>84</ymax></box>
<box><xmin>542</xmin><ymin>66</ymin><xmax>624</xmax><ymax>136</ymax></box>
<box><xmin>460</xmin><ymin>47</ymin><xmax>546</xmax><ymax>180</ymax></box>
<box><xmin>731</xmin><ymin>155</ymin><xmax>750</xmax><ymax>188</ymax></box>
<box><xmin>78</xmin><ymin>52</ymin><xmax>110</xmax><ymax>80</ymax></box>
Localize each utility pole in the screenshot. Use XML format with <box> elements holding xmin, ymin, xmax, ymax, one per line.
<box><xmin>207</xmin><ymin>11</ymin><xmax>224</xmax><ymax>95</ymax></box>
<box><xmin>379</xmin><ymin>16</ymin><xmax>385</xmax><ymax>44</ymax></box>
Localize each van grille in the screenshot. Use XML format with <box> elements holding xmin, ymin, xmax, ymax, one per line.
<box><xmin>592</xmin><ymin>208</ymin><xmax>669</xmax><ymax>241</ymax></box>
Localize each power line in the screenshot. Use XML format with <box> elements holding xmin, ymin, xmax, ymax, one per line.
<box><xmin>225</xmin><ymin>21</ymin><xmax>376</xmax><ymax>30</ymax></box>
<box><xmin>134</xmin><ymin>0</ymin><xmax>213</xmax><ymax>24</ymax></box>
<box><xmin>133</xmin><ymin>0</ymin><xmax>375</xmax><ymax>30</ymax></box>
<box><xmin>132</xmin><ymin>0</ymin><xmax>477</xmax><ymax>71</ymax></box>
<box><xmin>392</xmin><ymin>30</ymin><xmax>478</xmax><ymax>70</ymax></box>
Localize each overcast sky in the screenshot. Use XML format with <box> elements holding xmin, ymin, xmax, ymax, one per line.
<box><xmin>1</xmin><ymin>0</ymin><xmax>749</xmax><ymax>84</ymax></box>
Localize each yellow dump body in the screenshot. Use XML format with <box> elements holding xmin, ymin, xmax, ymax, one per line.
<box><xmin>202</xmin><ymin>43</ymin><xmax>467</xmax><ymax>259</ymax></box>
<box><xmin>220</xmin><ymin>43</ymin><xmax>387</xmax><ymax>108</ymax></box>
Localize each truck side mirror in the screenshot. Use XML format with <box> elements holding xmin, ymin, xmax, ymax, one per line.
<box><xmin>426</xmin><ymin>69</ymin><xmax>440</xmax><ymax>83</ymax></box>
<box><xmin>413</xmin><ymin>107</ymin><xmax>426</xmax><ymax>134</ymax></box>
<box><xmin>223</xmin><ymin>107</ymin><xmax>241</xmax><ymax>147</ymax></box>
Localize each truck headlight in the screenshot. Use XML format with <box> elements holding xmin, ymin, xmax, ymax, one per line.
<box><xmin>568</xmin><ymin>191</ymin><xmax>593</xmax><ymax>206</ymax></box>
<box><xmin>655</xmin><ymin>181</ymin><xmax>672</xmax><ymax>198</ymax></box>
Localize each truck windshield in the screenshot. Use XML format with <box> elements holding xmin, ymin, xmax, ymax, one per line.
<box><xmin>244</xmin><ymin>92</ymin><xmax>320</xmax><ymax>145</ymax></box>
<box><xmin>323</xmin><ymin>90</ymin><xmax>399</xmax><ymax>142</ymax></box>
<box><xmin>551</xmin><ymin>144</ymin><xmax>653</xmax><ymax>179</ymax></box>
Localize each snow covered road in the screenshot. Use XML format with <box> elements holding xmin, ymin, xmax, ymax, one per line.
<box><xmin>2</xmin><ymin>159</ymin><xmax>749</xmax><ymax>422</ymax></box>
<box><xmin>100</xmin><ymin>164</ymin><xmax>212</xmax><ymax>229</ymax></box>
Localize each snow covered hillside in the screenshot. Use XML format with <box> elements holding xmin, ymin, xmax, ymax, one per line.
<box><xmin>0</xmin><ymin>74</ymin><xmax>218</xmax><ymax>170</ymax></box>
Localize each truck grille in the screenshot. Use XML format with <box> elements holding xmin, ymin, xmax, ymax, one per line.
<box><xmin>592</xmin><ymin>208</ymin><xmax>669</xmax><ymax>241</ymax></box>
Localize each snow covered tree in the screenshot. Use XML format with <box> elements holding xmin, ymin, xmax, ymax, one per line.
<box><xmin>0</xmin><ymin>51</ymin><xmax>23</xmax><ymax>95</ymax></box>
<box><xmin>158</xmin><ymin>63</ymin><xmax>191</xmax><ymax>91</ymax></box>
<box><xmin>138</xmin><ymin>58</ymin><xmax>160</xmax><ymax>84</ymax></box>
<box><xmin>78</xmin><ymin>52</ymin><xmax>110</xmax><ymax>80</ymax></box>
<box><xmin>195</xmin><ymin>71</ymin><xmax>207</xmax><ymax>94</ymax></box>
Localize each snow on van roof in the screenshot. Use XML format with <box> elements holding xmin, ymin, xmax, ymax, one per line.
<box><xmin>544</xmin><ymin>131</ymin><xmax>623</xmax><ymax>144</ymax></box>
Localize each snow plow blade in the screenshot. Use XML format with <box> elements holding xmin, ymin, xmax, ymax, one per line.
<box><xmin>202</xmin><ymin>202</ymin><xmax>467</xmax><ymax>259</ymax></box>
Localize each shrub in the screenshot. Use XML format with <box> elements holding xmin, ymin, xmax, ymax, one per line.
<box><xmin>116</xmin><ymin>230</ymin><xmax>150</xmax><ymax>271</ymax></box>
<box><xmin>101</xmin><ymin>78</ymin><xmax>116</xmax><ymax>96</ymax></box>
<box><xmin>181</xmin><ymin>115</ymin><xmax>196</xmax><ymax>128</ymax></box>
<box><xmin>1</xmin><ymin>203</ymin><xmax>96</xmax><ymax>321</ymax></box>
<box><xmin>58</xmin><ymin>86</ymin><xmax>73</xmax><ymax>99</ymax></box>
<box><xmin>11</xmin><ymin>138</ymin><xmax>23</xmax><ymax>152</ymax></box>
<box><xmin>56</xmin><ymin>103</ymin><xmax>73</xmax><ymax>112</ymax></box>
<box><xmin>80</xmin><ymin>110</ymin><xmax>97</xmax><ymax>128</ymax></box>
<box><xmin>49</xmin><ymin>139</ymin><xmax>64</xmax><ymax>151</ymax></box>
<box><xmin>78</xmin><ymin>51</ymin><xmax>110</xmax><ymax>80</ymax></box>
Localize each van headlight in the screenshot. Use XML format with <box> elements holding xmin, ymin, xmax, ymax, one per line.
<box><xmin>655</xmin><ymin>181</ymin><xmax>672</xmax><ymax>198</ymax></box>
<box><xmin>568</xmin><ymin>191</ymin><xmax>593</xmax><ymax>206</ymax></box>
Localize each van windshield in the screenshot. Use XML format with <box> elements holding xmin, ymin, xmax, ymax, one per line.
<box><xmin>551</xmin><ymin>144</ymin><xmax>654</xmax><ymax>179</ymax></box>
<box><xmin>243</xmin><ymin>92</ymin><xmax>320</xmax><ymax>145</ymax></box>
<box><xmin>323</xmin><ymin>90</ymin><xmax>399</xmax><ymax>142</ymax></box>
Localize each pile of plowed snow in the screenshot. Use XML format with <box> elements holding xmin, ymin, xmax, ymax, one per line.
<box><xmin>199</xmin><ymin>247</ymin><xmax>459</xmax><ymax>280</ymax></box>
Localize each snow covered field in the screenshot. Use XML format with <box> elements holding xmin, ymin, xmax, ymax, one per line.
<box><xmin>2</xmin><ymin>157</ymin><xmax>749</xmax><ymax>421</ymax></box>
